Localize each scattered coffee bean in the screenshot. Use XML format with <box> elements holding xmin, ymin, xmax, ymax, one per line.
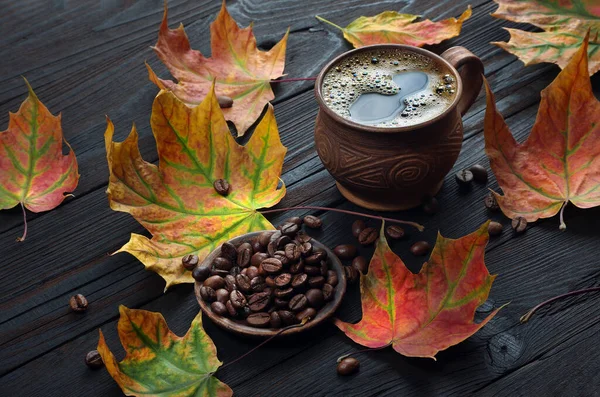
<box><xmin>181</xmin><ymin>254</ymin><xmax>199</xmax><ymax>271</ymax></box>
<box><xmin>303</xmin><ymin>215</ymin><xmax>322</xmax><ymax>229</ymax></box>
<box><xmin>488</xmin><ymin>221</ymin><xmax>503</xmax><ymax>236</ymax></box>
<box><xmin>337</xmin><ymin>357</ymin><xmax>360</xmax><ymax>376</ymax></box>
<box><xmin>358</xmin><ymin>228</ymin><xmax>378</xmax><ymax>246</ymax></box>
<box><xmin>261</xmin><ymin>258</ymin><xmax>283</xmax><ymax>273</ymax></box>
<box><xmin>211</xmin><ymin>268</ymin><xmax>230</xmax><ymax>277</ymax></box>
<box><xmin>251</xmin><ymin>252</ymin><xmax>269</xmax><ymax>267</ymax></box>
<box><xmin>484</xmin><ymin>193</ymin><xmax>500</xmax><ymax>211</ymax></box>
<box><xmin>230</xmin><ymin>290</ymin><xmax>247</xmax><ymax>309</ymax></box>
<box><xmin>69</xmin><ymin>294</ymin><xmax>88</xmax><ymax>313</ymax></box>
<box><xmin>200</xmin><ymin>286</ymin><xmax>217</xmax><ymax>302</ymax></box>
<box><xmin>352</xmin><ymin>256</ymin><xmax>368</xmax><ymax>275</ymax></box>
<box><xmin>224</xmin><ymin>275</ymin><xmax>237</xmax><ymax>292</ymax></box>
<box><xmin>284</xmin><ymin>243</ymin><xmax>301</xmax><ymax>261</ymax></box>
<box><xmin>251</xmin><ymin>276</ymin><xmax>267</xmax><ymax>292</ymax></box>
<box><xmin>385</xmin><ymin>225</ymin><xmax>405</xmax><ymax>240</ymax></box>
<box><xmin>305</xmin><ymin>289</ymin><xmax>324</xmax><ymax>308</ymax></box>
<box><xmin>308</xmin><ymin>276</ymin><xmax>326</xmax><ymax>289</ymax></box>
<box><xmin>217</xmin><ymin>95</ymin><xmax>234</xmax><ymax>108</ymax></box>
<box><xmin>351</xmin><ymin>219</ymin><xmax>367</xmax><ymax>238</ymax></box>
<box><xmin>236</xmin><ymin>242</ymin><xmax>252</xmax><ymax>267</ymax></box>
<box><xmin>289</xmin><ymin>294</ymin><xmax>308</xmax><ymax>312</ymax></box>
<box><xmin>270</xmin><ymin>311</ymin><xmax>282</xmax><ymax>328</ymax></box>
<box><xmin>455</xmin><ymin>169</ymin><xmax>473</xmax><ymax>187</ymax></box>
<box><xmin>235</xmin><ymin>274</ymin><xmax>252</xmax><ymax>292</ymax></box>
<box><xmin>215</xmin><ymin>288</ymin><xmax>230</xmax><ymax>304</ymax></box>
<box><xmin>410</xmin><ymin>241</ymin><xmax>431</xmax><ymax>256</ymax></box>
<box><xmin>220</xmin><ymin>242</ymin><xmax>238</xmax><ymax>262</ymax></box>
<box><xmin>213</xmin><ymin>178</ymin><xmax>231</xmax><ymax>196</ymax></box>
<box><xmin>299</xmin><ymin>242</ymin><xmax>312</xmax><ymax>256</ymax></box>
<box><xmin>278</xmin><ymin>310</ymin><xmax>298</xmax><ymax>325</ymax></box>
<box><xmin>344</xmin><ymin>266</ymin><xmax>359</xmax><ymax>284</ymax></box>
<box><xmin>295</xmin><ymin>231</ymin><xmax>312</xmax><ymax>243</ymax></box>
<box><xmin>422</xmin><ymin>196</ymin><xmax>439</xmax><ymax>215</ymax></box>
<box><xmin>204</xmin><ymin>275</ymin><xmax>225</xmax><ymax>290</ymax></box>
<box><xmin>334</xmin><ymin>244</ymin><xmax>358</xmax><ymax>259</ymax></box>
<box><xmin>213</xmin><ymin>257</ymin><xmax>233</xmax><ymax>271</ymax></box>
<box><xmin>326</xmin><ymin>270</ymin><xmax>338</xmax><ymax>287</ymax></box>
<box><xmin>296</xmin><ymin>307</ymin><xmax>317</xmax><ymax>322</ymax></box>
<box><xmin>280</xmin><ymin>222</ymin><xmax>300</xmax><ymax>237</ymax></box>
<box><xmin>248</xmin><ymin>292</ymin><xmax>271</xmax><ymax>312</ymax></box>
<box><xmin>192</xmin><ymin>265</ymin><xmax>211</xmax><ymax>282</ymax></box>
<box><xmin>469</xmin><ymin>164</ymin><xmax>488</xmax><ymax>184</ymax></box>
<box><xmin>322</xmin><ymin>284</ymin><xmax>334</xmax><ymax>301</ymax></box>
<box><xmin>274</xmin><ymin>273</ymin><xmax>292</xmax><ymax>288</ymax></box>
<box><xmin>305</xmin><ymin>250</ymin><xmax>326</xmax><ymax>265</ymax></box>
<box><xmin>291</xmin><ymin>273</ymin><xmax>308</xmax><ymax>289</ymax></box>
<box><xmin>211</xmin><ymin>301</ymin><xmax>228</xmax><ymax>316</ymax></box>
<box><xmin>85</xmin><ymin>350</ymin><xmax>104</xmax><ymax>369</ymax></box>
<box><xmin>284</xmin><ymin>216</ymin><xmax>303</xmax><ymax>226</ymax></box>
<box><xmin>274</xmin><ymin>287</ymin><xmax>294</xmax><ymax>299</ymax></box>
<box><xmin>512</xmin><ymin>217</ymin><xmax>527</xmax><ymax>234</ymax></box>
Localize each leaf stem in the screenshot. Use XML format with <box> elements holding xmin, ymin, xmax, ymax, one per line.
<box><xmin>217</xmin><ymin>317</ymin><xmax>310</xmax><ymax>372</ymax></box>
<box><xmin>315</xmin><ymin>15</ymin><xmax>345</xmax><ymax>31</ymax></box>
<box><xmin>260</xmin><ymin>206</ymin><xmax>424</xmax><ymax>231</ymax></box>
<box><xmin>520</xmin><ymin>286</ymin><xmax>600</xmax><ymax>323</ymax></box>
<box><xmin>336</xmin><ymin>342</ymin><xmax>393</xmax><ymax>362</ymax></box>
<box><xmin>17</xmin><ymin>202</ymin><xmax>28</xmax><ymax>242</ymax></box>
<box><xmin>271</xmin><ymin>77</ymin><xmax>317</xmax><ymax>83</ymax></box>
<box><xmin>559</xmin><ymin>202</ymin><xmax>567</xmax><ymax>231</ymax></box>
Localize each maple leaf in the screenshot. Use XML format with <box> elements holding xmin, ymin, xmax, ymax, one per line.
<box><xmin>484</xmin><ymin>36</ymin><xmax>600</xmax><ymax>229</ymax></box>
<box><xmin>335</xmin><ymin>221</ymin><xmax>501</xmax><ymax>359</ymax></box>
<box><xmin>105</xmin><ymin>86</ymin><xmax>286</xmax><ymax>290</ymax></box>
<box><xmin>146</xmin><ymin>1</ymin><xmax>288</xmax><ymax>136</ymax></box>
<box><xmin>0</xmin><ymin>79</ymin><xmax>79</xmax><ymax>241</ymax></box>
<box><xmin>492</xmin><ymin>0</ymin><xmax>600</xmax><ymax>74</ymax></box>
<box><xmin>315</xmin><ymin>6</ymin><xmax>471</xmax><ymax>48</ymax></box>
<box><xmin>98</xmin><ymin>306</ymin><xmax>232</xmax><ymax>397</ymax></box>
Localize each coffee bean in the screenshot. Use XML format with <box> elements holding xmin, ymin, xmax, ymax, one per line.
<box><xmin>284</xmin><ymin>243</ymin><xmax>301</xmax><ymax>261</ymax></box>
<box><xmin>299</xmin><ymin>242</ymin><xmax>312</xmax><ymax>256</ymax></box>
<box><xmin>284</xmin><ymin>216</ymin><xmax>303</xmax><ymax>226</ymax></box>
<box><xmin>334</xmin><ymin>244</ymin><xmax>358</xmax><ymax>259</ymax></box>
<box><xmin>181</xmin><ymin>254</ymin><xmax>199</xmax><ymax>271</ymax></box>
<box><xmin>308</xmin><ymin>276</ymin><xmax>326</xmax><ymax>289</ymax></box>
<box><xmin>352</xmin><ymin>256</ymin><xmax>368</xmax><ymax>275</ymax></box>
<box><xmin>274</xmin><ymin>298</ymin><xmax>289</xmax><ymax>309</ymax></box>
<box><xmin>230</xmin><ymin>290</ymin><xmax>247</xmax><ymax>309</ymax></box>
<box><xmin>512</xmin><ymin>217</ymin><xmax>527</xmax><ymax>234</ymax></box>
<box><xmin>270</xmin><ymin>311</ymin><xmax>282</xmax><ymax>328</ymax></box>
<box><xmin>386</xmin><ymin>225</ymin><xmax>405</xmax><ymax>240</ymax></box>
<box><xmin>305</xmin><ymin>289</ymin><xmax>325</xmax><ymax>308</ymax></box>
<box><xmin>267</xmin><ymin>240</ymin><xmax>278</xmax><ymax>256</ymax></box>
<box><xmin>488</xmin><ymin>221</ymin><xmax>503</xmax><ymax>236</ymax></box>
<box><xmin>274</xmin><ymin>273</ymin><xmax>292</xmax><ymax>288</ymax></box>
<box><xmin>273</xmin><ymin>250</ymin><xmax>289</xmax><ymax>266</ymax></box>
<box><xmin>410</xmin><ymin>241</ymin><xmax>431</xmax><ymax>256</ymax></box>
<box><xmin>469</xmin><ymin>164</ymin><xmax>488</xmax><ymax>184</ymax></box>
<box><xmin>289</xmin><ymin>261</ymin><xmax>305</xmax><ymax>274</ymax></box>
<box><xmin>455</xmin><ymin>169</ymin><xmax>473</xmax><ymax>186</ymax></box>
<box><xmin>326</xmin><ymin>270</ymin><xmax>338</xmax><ymax>287</ymax></box>
<box><xmin>204</xmin><ymin>275</ymin><xmax>225</xmax><ymax>290</ymax></box>
<box><xmin>236</xmin><ymin>242</ymin><xmax>252</xmax><ymax>267</ymax></box>
<box><xmin>69</xmin><ymin>294</ymin><xmax>88</xmax><ymax>312</ymax></box>
<box><xmin>192</xmin><ymin>265</ymin><xmax>211</xmax><ymax>282</ymax></box>
<box><xmin>250</xmin><ymin>276</ymin><xmax>267</xmax><ymax>292</ymax></box>
<box><xmin>265</xmin><ymin>276</ymin><xmax>276</xmax><ymax>288</ymax></box>
<box><xmin>278</xmin><ymin>310</ymin><xmax>298</xmax><ymax>325</ymax></box>
<box><xmin>289</xmin><ymin>294</ymin><xmax>308</xmax><ymax>312</ymax></box>
<box><xmin>295</xmin><ymin>231</ymin><xmax>312</xmax><ymax>243</ymax></box>
<box><xmin>217</xmin><ymin>95</ymin><xmax>233</xmax><ymax>108</ymax></box>
<box><xmin>258</xmin><ymin>231</ymin><xmax>274</xmax><ymax>247</ymax></box>
<box><xmin>261</xmin><ymin>258</ymin><xmax>283</xmax><ymax>273</ymax></box>
<box><xmin>303</xmin><ymin>215</ymin><xmax>322</xmax><ymax>229</ymax></box>
<box><xmin>213</xmin><ymin>178</ymin><xmax>231</xmax><ymax>196</ymax></box>
<box><xmin>251</xmin><ymin>252</ymin><xmax>269</xmax><ymax>267</ymax></box>
<box><xmin>280</xmin><ymin>222</ymin><xmax>300</xmax><ymax>237</ymax></box>
<box><xmin>251</xmin><ymin>238</ymin><xmax>264</xmax><ymax>253</ymax></box>
<box><xmin>304</xmin><ymin>265</ymin><xmax>321</xmax><ymax>276</ymax></box>
<box><xmin>213</xmin><ymin>257</ymin><xmax>233</xmax><ymax>271</ymax></box>
<box><xmin>291</xmin><ymin>273</ymin><xmax>308</xmax><ymax>289</ymax></box>
<box><xmin>344</xmin><ymin>266</ymin><xmax>359</xmax><ymax>284</ymax></box>
<box><xmin>296</xmin><ymin>307</ymin><xmax>317</xmax><ymax>322</ymax></box>
<box><xmin>85</xmin><ymin>350</ymin><xmax>104</xmax><ymax>369</ymax></box>
<box><xmin>274</xmin><ymin>287</ymin><xmax>294</xmax><ymax>299</ymax></box>
<box><xmin>226</xmin><ymin>300</ymin><xmax>237</xmax><ymax>317</ymax></box>
<box><xmin>320</xmin><ymin>261</ymin><xmax>328</xmax><ymax>276</ymax></box>
<box><xmin>211</xmin><ymin>301</ymin><xmax>228</xmax><ymax>316</ymax></box>
<box><xmin>337</xmin><ymin>357</ymin><xmax>360</xmax><ymax>376</ymax></box>
<box><xmin>230</xmin><ymin>266</ymin><xmax>241</xmax><ymax>276</ymax></box>
<box><xmin>422</xmin><ymin>196</ymin><xmax>439</xmax><ymax>215</ymax></box>
<box><xmin>269</xmin><ymin>230</ymin><xmax>282</xmax><ymax>243</ymax></box>
<box><xmin>220</xmin><ymin>242</ymin><xmax>238</xmax><ymax>262</ymax></box>
<box><xmin>215</xmin><ymin>289</ymin><xmax>230</xmax><ymax>304</ymax></box>
<box><xmin>235</xmin><ymin>274</ymin><xmax>252</xmax><ymax>292</ymax></box>
<box><xmin>352</xmin><ymin>219</ymin><xmax>366</xmax><ymax>238</ymax></box>
<box><xmin>484</xmin><ymin>193</ymin><xmax>500</xmax><ymax>211</ymax></box>
<box><xmin>211</xmin><ymin>268</ymin><xmax>230</xmax><ymax>277</ymax></box>
<box><xmin>322</xmin><ymin>283</ymin><xmax>334</xmax><ymax>301</ymax></box>
<box><xmin>248</xmin><ymin>292</ymin><xmax>271</xmax><ymax>312</ymax></box>
<box><xmin>276</xmin><ymin>235</ymin><xmax>292</xmax><ymax>249</ymax></box>
<box><xmin>200</xmin><ymin>286</ymin><xmax>216</xmax><ymax>302</ymax></box>
<box><xmin>245</xmin><ymin>266</ymin><xmax>260</xmax><ymax>279</ymax></box>
<box><xmin>358</xmin><ymin>228</ymin><xmax>378</xmax><ymax>246</ymax></box>
<box><xmin>224</xmin><ymin>275</ymin><xmax>237</xmax><ymax>292</ymax></box>
<box><xmin>305</xmin><ymin>250</ymin><xmax>326</xmax><ymax>265</ymax></box>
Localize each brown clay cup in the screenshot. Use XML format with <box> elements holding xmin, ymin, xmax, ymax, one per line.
<box><xmin>314</xmin><ymin>45</ymin><xmax>484</xmax><ymax>211</ymax></box>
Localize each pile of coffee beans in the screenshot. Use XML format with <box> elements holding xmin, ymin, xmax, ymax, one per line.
<box><xmin>191</xmin><ymin>215</ymin><xmax>339</xmax><ymax>329</ymax></box>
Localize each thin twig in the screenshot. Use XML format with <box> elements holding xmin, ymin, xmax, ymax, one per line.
<box><xmin>260</xmin><ymin>205</ymin><xmax>424</xmax><ymax>231</ymax></box>
<box><xmin>559</xmin><ymin>202</ymin><xmax>567</xmax><ymax>231</ymax></box>
<box><xmin>315</xmin><ymin>15</ymin><xmax>344</xmax><ymax>31</ymax></box>
<box><xmin>520</xmin><ymin>286</ymin><xmax>600</xmax><ymax>323</ymax></box>
<box><xmin>337</xmin><ymin>342</ymin><xmax>393</xmax><ymax>362</ymax></box>
<box><xmin>271</xmin><ymin>77</ymin><xmax>317</xmax><ymax>83</ymax></box>
<box><xmin>16</xmin><ymin>202</ymin><xmax>27</xmax><ymax>242</ymax></box>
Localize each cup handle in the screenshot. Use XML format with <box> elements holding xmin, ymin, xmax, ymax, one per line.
<box><xmin>441</xmin><ymin>46</ymin><xmax>484</xmax><ymax>116</ymax></box>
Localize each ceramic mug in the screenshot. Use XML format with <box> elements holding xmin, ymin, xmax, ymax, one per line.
<box><xmin>314</xmin><ymin>44</ymin><xmax>483</xmax><ymax>211</ymax></box>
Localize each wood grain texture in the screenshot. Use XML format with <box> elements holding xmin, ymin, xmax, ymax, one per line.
<box><xmin>1</xmin><ymin>0</ymin><xmax>599</xmax><ymax>396</ymax></box>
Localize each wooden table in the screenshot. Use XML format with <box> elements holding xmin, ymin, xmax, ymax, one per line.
<box><xmin>1</xmin><ymin>1</ymin><xmax>599</xmax><ymax>395</ymax></box>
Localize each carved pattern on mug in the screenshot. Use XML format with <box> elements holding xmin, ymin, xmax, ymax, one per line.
<box><xmin>388</xmin><ymin>155</ymin><xmax>433</xmax><ymax>188</ymax></box>
<box><xmin>314</xmin><ymin>118</ymin><xmax>339</xmax><ymax>174</ymax></box>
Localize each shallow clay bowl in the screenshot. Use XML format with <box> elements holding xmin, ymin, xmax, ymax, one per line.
<box><xmin>195</xmin><ymin>231</ymin><xmax>347</xmax><ymax>338</ymax></box>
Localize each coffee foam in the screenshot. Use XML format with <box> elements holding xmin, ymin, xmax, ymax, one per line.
<box><xmin>321</xmin><ymin>49</ymin><xmax>457</xmax><ymax>127</ymax></box>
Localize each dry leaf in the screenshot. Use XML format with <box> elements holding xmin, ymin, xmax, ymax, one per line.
<box><xmin>492</xmin><ymin>0</ymin><xmax>600</xmax><ymax>74</ymax></box>
<box><xmin>316</xmin><ymin>6</ymin><xmax>471</xmax><ymax>48</ymax></box>
<box><xmin>98</xmin><ymin>306</ymin><xmax>232</xmax><ymax>397</ymax></box>
<box><xmin>0</xmin><ymin>79</ymin><xmax>79</xmax><ymax>241</ymax></box>
<box><xmin>105</xmin><ymin>86</ymin><xmax>286</xmax><ymax>289</ymax></box>
<box><xmin>147</xmin><ymin>1</ymin><xmax>288</xmax><ymax>136</ymax></box>
<box><xmin>335</xmin><ymin>221</ymin><xmax>501</xmax><ymax>359</ymax></box>
<box><xmin>484</xmin><ymin>35</ymin><xmax>600</xmax><ymax>229</ymax></box>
